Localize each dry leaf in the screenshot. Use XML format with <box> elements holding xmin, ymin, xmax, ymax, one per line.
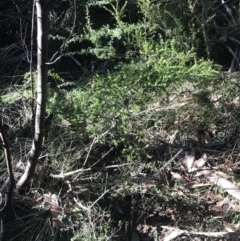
<box><xmin>194</xmin><ymin>153</ymin><xmax>207</xmax><ymax>168</ymax></box>
<box><xmin>163</xmin><ymin>229</ymin><xmax>185</xmax><ymax>241</ymax></box>
<box><xmin>209</xmin><ymin>175</ymin><xmax>240</xmax><ymax>200</ymax></box>
<box><xmin>214</xmin><ymin>171</ymin><xmax>229</xmax><ymax>179</ymax></box>
<box><xmin>182</xmin><ymin>150</ymin><xmax>195</xmax><ymax>172</ymax></box>
<box><xmin>190</xmin><ymin>183</ymin><xmax>211</xmax><ymax>188</ymax></box>
<box><xmin>194</xmin><ymin>167</ymin><xmax>211</xmax><ymax>177</ymax></box>
<box><xmin>171</xmin><ymin>172</ymin><xmax>187</xmax><ymax>183</ymax></box>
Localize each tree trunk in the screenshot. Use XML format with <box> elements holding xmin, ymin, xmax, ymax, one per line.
<box><xmin>17</xmin><ymin>0</ymin><xmax>48</xmax><ymax>191</ymax></box>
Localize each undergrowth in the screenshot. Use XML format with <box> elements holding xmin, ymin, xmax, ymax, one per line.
<box><xmin>1</xmin><ymin>0</ymin><xmax>240</xmax><ymax>240</ymax></box>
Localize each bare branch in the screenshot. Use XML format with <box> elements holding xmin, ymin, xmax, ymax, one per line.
<box><xmin>30</xmin><ymin>0</ymin><xmax>36</xmax><ymax>125</ymax></box>
<box><xmin>212</xmin><ymin>0</ymin><xmax>233</xmax><ymax>12</ymax></box>
<box><xmin>221</xmin><ymin>41</ymin><xmax>240</xmax><ymax>68</ymax></box>
<box><xmin>82</xmin><ymin>137</ymin><xmax>97</xmax><ymax>168</ymax></box>
<box><xmin>221</xmin><ymin>0</ymin><xmax>236</xmax><ymax>24</ymax></box>
<box><xmin>17</xmin><ymin>0</ymin><xmax>49</xmax><ymax>191</ymax></box>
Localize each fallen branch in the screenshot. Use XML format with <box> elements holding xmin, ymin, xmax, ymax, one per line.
<box><xmin>161</xmin><ymin>226</ymin><xmax>240</xmax><ymax>240</ymax></box>
<box><xmin>132</xmin><ymin>102</ymin><xmax>188</xmax><ymax>116</ymax></box>
<box><xmin>50</xmin><ymin>162</ymin><xmax>135</xmax><ymax>179</ymax></box>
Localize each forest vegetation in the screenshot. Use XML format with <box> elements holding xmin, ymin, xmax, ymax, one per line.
<box><xmin>1</xmin><ymin>0</ymin><xmax>240</xmax><ymax>240</ymax></box>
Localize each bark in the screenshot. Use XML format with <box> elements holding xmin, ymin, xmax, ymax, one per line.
<box><xmin>17</xmin><ymin>0</ymin><xmax>48</xmax><ymax>191</ymax></box>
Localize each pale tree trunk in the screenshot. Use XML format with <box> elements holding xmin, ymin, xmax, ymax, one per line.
<box><xmin>17</xmin><ymin>0</ymin><xmax>48</xmax><ymax>191</ymax></box>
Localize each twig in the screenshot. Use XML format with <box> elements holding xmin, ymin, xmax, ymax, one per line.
<box><xmin>67</xmin><ymin>179</ymin><xmax>110</xmax><ymax>211</ymax></box>
<box><xmin>47</xmin><ymin>0</ymin><xmax>77</xmax><ymax>64</ymax></box>
<box><xmin>89</xmin><ymin>147</ymin><xmax>114</xmax><ymax>169</ymax></box>
<box><xmin>89</xmin><ymin>189</ymin><xmax>109</xmax><ymax>209</ymax></box>
<box><xmin>221</xmin><ymin>42</ymin><xmax>240</xmax><ymax>67</ymax></box>
<box><xmin>82</xmin><ymin>137</ymin><xmax>97</xmax><ymax>168</ymax></box>
<box><xmin>69</xmin><ymin>55</ymin><xmax>82</xmax><ymax>67</ymax></box>
<box><xmin>221</xmin><ymin>0</ymin><xmax>236</xmax><ymax>24</ymax></box>
<box><xmin>66</xmin><ymin>180</ymin><xmax>90</xmax><ymax>211</ymax></box>
<box><xmin>0</xmin><ymin>194</ymin><xmax>7</xmax><ymax>212</ymax></box>
<box><xmin>228</xmin><ymin>48</ymin><xmax>238</xmax><ymax>72</ymax></box>
<box><xmin>160</xmin><ymin>149</ymin><xmax>183</xmax><ymax>171</ymax></box>
<box><xmin>74</xmin><ymin>147</ymin><xmax>114</xmax><ymax>180</ymax></box>
<box><xmin>212</xmin><ymin>0</ymin><xmax>233</xmax><ymax>12</ymax></box>
<box><xmin>73</xmin><ymin>197</ymin><xmax>90</xmax><ymax>211</ymax></box>
<box><xmin>228</xmin><ymin>36</ymin><xmax>240</xmax><ymax>46</ymax></box>
<box><xmin>201</xmin><ymin>0</ymin><xmax>210</xmax><ymax>59</ymax></box>
<box><xmin>69</xmin><ymin>55</ymin><xmax>90</xmax><ymax>74</ymax></box>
